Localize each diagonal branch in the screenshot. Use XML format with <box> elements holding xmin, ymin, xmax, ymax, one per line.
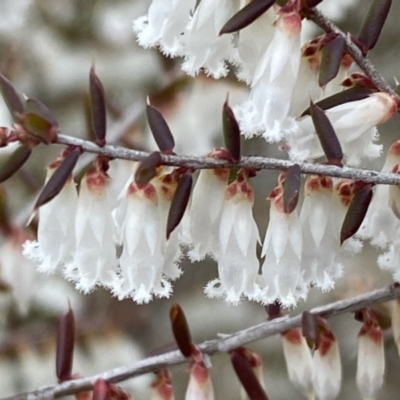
<box><xmin>304</xmin><ymin>7</ymin><xmax>398</xmax><ymax>98</ymax></box>
<box><xmin>4</xmin><ymin>284</ymin><xmax>400</xmax><ymax>400</ymax></box>
<box><xmin>56</xmin><ymin>134</ymin><xmax>400</xmax><ymax>185</ymax></box>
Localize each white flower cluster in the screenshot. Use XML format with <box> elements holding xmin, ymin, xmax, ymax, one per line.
<box><xmin>134</xmin><ymin>0</ymin><xmax>397</xmax><ymax>166</ymax></box>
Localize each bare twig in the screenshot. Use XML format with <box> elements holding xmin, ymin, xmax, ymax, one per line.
<box><xmin>305</xmin><ymin>8</ymin><xmax>398</xmax><ymax>98</ymax></box>
<box><xmin>5</xmin><ymin>284</ymin><xmax>400</xmax><ymax>400</ymax></box>
<box><xmin>56</xmin><ymin>133</ymin><xmax>400</xmax><ymax>185</ymax></box>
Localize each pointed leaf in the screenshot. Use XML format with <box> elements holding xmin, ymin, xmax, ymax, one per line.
<box><xmin>283</xmin><ymin>164</ymin><xmax>301</xmax><ymax>214</ymax></box>
<box><xmin>223</xmin><ymin>95</ymin><xmax>241</xmax><ymax>163</ymax></box>
<box><xmin>0</xmin><ymin>145</ymin><xmax>31</xmax><ymax>183</ymax></box>
<box><xmin>219</xmin><ymin>0</ymin><xmax>275</xmax><ymax>35</ymax></box>
<box><xmin>25</xmin><ymin>98</ymin><xmax>58</xmax><ymax>127</ymax></box>
<box><xmin>358</xmin><ymin>0</ymin><xmax>391</xmax><ymax>51</ymax></box>
<box><xmin>56</xmin><ymin>305</ymin><xmax>75</xmax><ymax>382</ymax></box>
<box><xmin>34</xmin><ymin>148</ymin><xmax>80</xmax><ymax>210</ymax></box>
<box><xmin>166</xmin><ymin>172</ymin><xmax>192</xmax><ymax>239</ymax></box>
<box><xmin>135</xmin><ymin>151</ymin><xmax>162</xmax><ymax>185</ymax></box>
<box><xmin>301</xmin><ymin>87</ymin><xmax>375</xmax><ymax>116</ymax></box>
<box><xmin>302</xmin><ymin>311</ymin><xmax>320</xmax><ymax>350</ymax></box>
<box><xmin>90</xmin><ymin>66</ymin><xmax>107</xmax><ymax>146</ymax></box>
<box><xmin>20</xmin><ymin>112</ymin><xmax>57</xmax><ymax>143</ymax></box>
<box><xmin>340</xmin><ymin>183</ymin><xmax>373</xmax><ymax>244</ymax></box>
<box><xmin>169</xmin><ymin>303</ymin><xmax>192</xmax><ymax>358</ymax></box>
<box><xmin>0</xmin><ymin>73</ymin><xmax>24</xmax><ymax>118</ymax></box>
<box><xmin>230</xmin><ymin>350</ymin><xmax>268</xmax><ymax>400</ymax></box>
<box><xmin>146</xmin><ymin>102</ymin><xmax>175</xmax><ymax>153</ymax></box>
<box><xmin>275</xmin><ymin>0</ymin><xmax>289</xmax><ymax>6</ymax></box>
<box><xmin>318</xmin><ymin>36</ymin><xmax>346</xmax><ymax>87</ymax></box>
<box><xmin>310</xmin><ymin>101</ymin><xmax>343</xmax><ymax>164</ymax></box>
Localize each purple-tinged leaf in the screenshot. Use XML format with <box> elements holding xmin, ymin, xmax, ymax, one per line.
<box><xmin>0</xmin><ymin>73</ymin><xmax>24</xmax><ymax>118</ymax></box>
<box><xmin>310</xmin><ymin>101</ymin><xmax>343</xmax><ymax>164</ymax></box>
<box><xmin>90</xmin><ymin>66</ymin><xmax>107</xmax><ymax>146</ymax></box>
<box><xmin>265</xmin><ymin>301</ymin><xmax>282</xmax><ymax>321</ymax></box>
<box><xmin>230</xmin><ymin>350</ymin><xmax>268</xmax><ymax>400</ymax></box>
<box><xmin>34</xmin><ymin>148</ymin><xmax>80</xmax><ymax>210</ymax></box>
<box><xmin>303</xmin><ymin>0</ymin><xmax>325</xmax><ymax>7</ymax></box>
<box><xmin>318</xmin><ymin>36</ymin><xmax>346</xmax><ymax>87</ymax></box>
<box><xmin>358</xmin><ymin>0</ymin><xmax>391</xmax><ymax>52</ymax></box>
<box><xmin>0</xmin><ymin>145</ymin><xmax>31</xmax><ymax>183</ymax></box>
<box><xmin>302</xmin><ymin>311</ymin><xmax>319</xmax><ymax>350</ymax></box>
<box><xmin>146</xmin><ymin>102</ymin><xmax>175</xmax><ymax>153</ymax></box>
<box><xmin>222</xmin><ymin>95</ymin><xmax>241</xmax><ymax>163</ymax></box>
<box><xmin>301</xmin><ymin>86</ymin><xmax>375</xmax><ymax>116</ymax></box>
<box><xmin>135</xmin><ymin>151</ymin><xmax>162</xmax><ymax>185</ymax></box>
<box><xmin>20</xmin><ymin>113</ymin><xmax>58</xmax><ymax>144</ymax></box>
<box><xmin>169</xmin><ymin>303</ymin><xmax>193</xmax><ymax>358</ymax></box>
<box><xmin>282</xmin><ymin>164</ymin><xmax>301</xmax><ymax>214</ymax></box>
<box><xmin>340</xmin><ymin>183</ymin><xmax>373</xmax><ymax>244</ymax></box>
<box><xmin>166</xmin><ymin>172</ymin><xmax>192</xmax><ymax>239</ymax></box>
<box><xmin>25</xmin><ymin>98</ymin><xmax>59</xmax><ymax>127</ymax></box>
<box><xmin>219</xmin><ymin>0</ymin><xmax>275</xmax><ymax>35</ymax></box>
<box><xmin>56</xmin><ymin>305</ymin><xmax>75</xmax><ymax>382</ymax></box>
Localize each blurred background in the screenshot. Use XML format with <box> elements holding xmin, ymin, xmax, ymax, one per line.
<box><xmin>0</xmin><ymin>0</ymin><xmax>400</xmax><ymax>398</ymax></box>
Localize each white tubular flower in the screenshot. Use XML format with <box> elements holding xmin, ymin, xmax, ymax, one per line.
<box><xmin>1</xmin><ymin>227</ymin><xmax>37</xmax><ymax>315</ymax></box>
<box><xmin>358</xmin><ymin>141</ymin><xmax>400</xmax><ymax>248</ymax></box>
<box><xmin>287</xmin><ymin>92</ymin><xmax>397</xmax><ymax>166</ymax></box>
<box><xmin>187</xmin><ymin>151</ymin><xmax>229</xmax><ymax>261</ymax></box>
<box><xmin>300</xmin><ymin>176</ymin><xmax>344</xmax><ymax>292</ymax></box>
<box><xmin>204</xmin><ymin>169</ymin><xmax>260</xmax><ymax>305</ymax></box>
<box><xmin>356</xmin><ymin>310</ymin><xmax>385</xmax><ymax>400</ymax></box>
<box><xmin>234</xmin><ymin>5</ymin><xmax>275</xmax><ymax>84</ymax></box>
<box><xmin>114</xmin><ymin>177</ymin><xmax>170</xmax><ymax>303</ymax></box>
<box><xmin>23</xmin><ymin>155</ymin><xmax>77</xmax><ymax>274</ymax></box>
<box><xmin>391</xmin><ymin>298</ymin><xmax>400</xmax><ymax>355</ymax></box>
<box><xmin>261</xmin><ymin>175</ymin><xmax>304</xmax><ymax>307</ymax></box>
<box><xmin>312</xmin><ymin>327</ymin><xmax>342</xmax><ymax>400</ymax></box>
<box><xmin>64</xmin><ymin>159</ymin><xmax>118</xmax><ymax>294</ymax></box>
<box><xmin>185</xmin><ymin>348</ymin><xmax>214</xmax><ymax>400</ymax></box>
<box><xmin>180</xmin><ymin>0</ymin><xmax>240</xmax><ymax>78</ymax></box>
<box><xmin>281</xmin><ymin>328</ymin><xmax>314</xmax><ymax>398</ymax></box>
<box><xmin>133</xmin><ymin>0</ymin><xmax>194</xmax><ymax>56</ymax></box>
<box><xmin>235</xmin><ymin>7</ymin><xmax>301</xmax><ymax>141</ymax></box>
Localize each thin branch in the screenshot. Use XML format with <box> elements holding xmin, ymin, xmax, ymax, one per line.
<box><xmin>56</xmin><ymin>134</ymin><xmax>400</xmax><ymax>185</ymax></box>
<box><xmin>305</xmin><ymin>8</ymin><xmax>398</xmax><ymax>98</ymax></box>
<box><xmin>6</xmin><ymin>284</ymin><xmax>400</xmax><ymax>400</ymax></box>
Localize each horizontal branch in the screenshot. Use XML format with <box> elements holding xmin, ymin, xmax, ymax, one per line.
<box><xmin>305</xmin><ymin>8</ymin><xmax>398</xmax><ymax>98</ymax></box>
<box><xmin>5</xmin><ymin>284</ymin><xmax>400</xmax><ymax>400</ymax></box>
<box><xmin>56</xmin><ymin>134</ymin><xmax>400</xmax><ymax>185</ymax></box>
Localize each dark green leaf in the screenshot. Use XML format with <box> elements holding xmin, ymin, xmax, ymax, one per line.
<box><xmin>170</xmin><ymin>303</ymin><xmax>193</xmax><ymax>358</ymax></box>
<box><xmin>358</xmin><ymin>0</ymin><xmax>391</xmax><ymax>51</ymax></box>
<box><xmin>25</xmin><ymin>98</ymin><xmax>58</xmax><ymax>127</ymax></box>
<box><xmin>223</xmin><ymin>95</ymin><xmax>241</xmax><ymax>163</ymax></box>
<box><xmin>318</xmin><ymin>36</ymin><xmax>346</xmax><ymax>87</ymax></box>
<box><xmin>146</xmin><ymin>103</ymin><xmax>175</xmax><ymax>153</ymax></box>
<box><xmin>340</xmin><ymin>183</ymin><xmax>373</xmax><ymax>244</ymax></box>
<box><xmin>135</xmin><ymin>151</ymin><xmax>162</xmax><ymax>184</ymax></box>
<box><xmin>166</xmin><ymin>173</ymin><xmax>192</xmax><ymax>239</ymax></box>
<box><xmin>310</xmin><ymin>101</ymin><xmax>343</xmax><ymax>164</ymax></box>
<box><xmin>220</xmin><ymin>0</ymin><xmax>275</xmax><ymax>35</ymax></box>
<box><xmin>90</xmin><ymin>66</ymin><xmax>107</xmax><ymax>146</ymax></box>
<box><xmin>0</xmin><ymin>145</ymin><xmax>31</xmax><ymax>183</ymax></box>
<box><xmin>56</xmin><ymin>305</ymin><xmax>75</xmax><ymax>382</ymax></box>
<box><xmin>283</xmin><ymin>164</ymin><xmax>301</xmax><ymax>214</ymax></box>
<box><xmin>302</xmin><ymin>311</ymin><xmax>319</xmax><ymax>350</ymax></box>
<box><xmin>21</xmin><ymin>113</ymin><xmax>57</xmax><ymax>144</ymax></box>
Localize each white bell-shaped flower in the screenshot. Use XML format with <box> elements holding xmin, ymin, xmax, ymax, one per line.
<box><xmin>261</xmin><ymin>175</ymin><xmax>304</xmax><ymax>307</ymax></box>
<box><xmin>113</xmin><ymin>176</ymin><xmax>171</xmax><ymax>303</ymax></box>
<box><xmin>187</xmin><ymin>151</ymin><xmax>229</xmax><ymax>261</ymax></box>
<box><xmin>287</xmin><ymin>92</ymin><xmax>397</xmax><ymax>166</ymax></box>
<box><xmin>235</xmin><ymin>7</ymin><xmax>301</xmax><ymax>141</ymax></box>
<box><xmin>281</xmin><ymin>328</ymin><xmax>314</xmax><ymax>398</ymax></box>
<box><xmin>23</xmin><ymin>156</ymin><xmax>77</xmax><ymax>274</ymax></box>
<box><xmin>133</xmin><ymin>0</ymin><xmax>194</xmax><ymax>56</ymax></box>
<box><xmin>64</xmin><ymin>159</ymin><xmax>118</xmax><ymax>293</ymax></box>
<box><xmin>204</xmin><ymin>169</ymin><xmax>261</xmax><ymax>305</ymax></box>
<box><xmin>180</xmin><ymin>0</ymin><xmax>240</xmax><ymax>78</ymax></box>
<box><xmin>357</xmin><ymin>141</ymin><xmax>400</xmax><ymax>248</ymax></box>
